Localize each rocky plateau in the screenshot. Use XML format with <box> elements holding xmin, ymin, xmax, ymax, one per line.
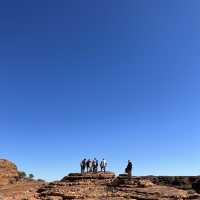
<box><xmin>1</xmin><ymin>159</ymin><xmax>200</xmax><ymax>200</ymax></box>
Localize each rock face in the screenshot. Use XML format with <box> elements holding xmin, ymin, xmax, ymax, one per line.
<box><xmin>144</xmin><ymin>176</ymin><xmax>200</xmax><ymax>191</ymax></box>
<box><xmin>38</xmin><ymin>172</ymin><xmax>115</xmax><ymax>200</ymax></box>
<box><xmin>62</xmin><ymin>171</ymin><xmax>115</xmax><ymax>181</ymax></box>
<box><xmin>1</xmin><ymin>159</ymin><xmax>200</xmax><ymax>200</ymax></box>
<box><xmin>0</xmin><ymin>179</ymin><xmax>45</xmax><ymax>200</ymax></box>
<box><xmin>37</xmin><ymin>173</ymin><xmax>200</xmax><ymax>200</ymax></box>
<box><xmin>0</xmin><ymin>159</ymin><xmax>19</xmax><ymax>186</ymax></box>
<box><xmin>0</xmin><ymin>159</ymin><xmax>45</xmax><ymax>200</ymax></box>
<box><xmin>111</xmin><ymin>176</ymin><xmax>200</xmax><ymax>200</ymax></box>
<box><xmin>193</xmin><ymin>180</ymin><xmax>200</xmax><ymax>194</ymax></box>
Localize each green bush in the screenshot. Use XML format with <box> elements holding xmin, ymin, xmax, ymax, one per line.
<box><xmin>29</xmin><ymin>173</ymin><xmax>34</xmax><ymax>179</ymax></box>
<box><xmin>18</xmin><ymin>171</ymin><xmax>27</xmax><ymax>178</ymax></box>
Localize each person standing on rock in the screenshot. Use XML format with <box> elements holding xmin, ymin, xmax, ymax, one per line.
<box><xmin>86</xmin><ymin>159</ymin><xmax>92</xmax><ymax>173</ymax></box>
<box><xmin>125</xmin><ymin>160</ymin><xmax>132</xmax><ymax>180</ymax></box>
<box><xmin>80</xmin><ymin>158</ymin><xmax>86</xmax><ymax>173</ymax></box>
<box><xmin>100</xmin><ymin>159</ymin><xmax>107</xmax><ymax>172</ymax></box>
<box><xmin>89</xmin><ymin>159</ymin><xmax>92</xmax><ymax>172</ymax></box>
<box><xmin>92</xmin><ymin>158</ymin><xmax>97</xmax><ymax>173</ymax></box>
<box><xmin>95</xmin><ymin>159</ymin><xmax>99</xmax><ymax>172</ymax></box>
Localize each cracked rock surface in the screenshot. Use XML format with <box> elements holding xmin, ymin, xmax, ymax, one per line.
<box><xmin>1</xmin><ymin>159</ymin><xmax>200</xmax><ymax>200</ymax></box>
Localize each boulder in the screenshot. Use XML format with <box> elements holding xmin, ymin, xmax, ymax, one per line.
<box><xmin>138</xmin><ymin>179</ymin><xmax>154</xmax><ymax>188</ymax></box>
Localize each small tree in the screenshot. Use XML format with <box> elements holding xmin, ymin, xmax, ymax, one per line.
<box><xmin>18</xmin><ymin>171</ymin><xmax>27</xmax><ymax>178</ymax></box>
<box><xmin>29</xmin><ymin>173</ymin><xmax>34</xmax><ymax>179</ymax></box>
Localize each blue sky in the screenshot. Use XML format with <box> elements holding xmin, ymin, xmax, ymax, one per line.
<box><xmin>0</xmin><ymin>0</ymin><xmax>200</xmax><ymax>180</ymax></box>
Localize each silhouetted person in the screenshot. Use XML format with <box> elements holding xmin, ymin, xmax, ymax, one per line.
<box><xmin>80</xmin><ymin>158</ymin><xmax>86</xmax><ymax>173</ymax></box>
<box><xmin>86</xmin><ymin>159</ymin><xmax>90</xmax><ymax>173</ymax></box>
<box><xmin>100</xmin><ymin>159</ymin><xmax>107</xmax><ymax>172</ymax></box>
<box><xmin>92</xmin><ymin>158</ymin><xmax>97</xmax><ymax>173</ymax></box>
<box><xmin>95</xmin><ymin>159</ymin><xmax>99</xmax><ymax>172</ymax></box>
<box><xmin>125</xmin><ymin>160</ymin><xmax>132</xmax><ymax>180</ymax></box>
<box><xmin>89</xmin><ymin>159</ymin><xmax>92</xmax><ymax>172</ymax></box>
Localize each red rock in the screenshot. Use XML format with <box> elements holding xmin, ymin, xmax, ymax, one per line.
<box><xmin>1</xmin><ymin>160</ymin><xmax>200</xmax><ymax>200</ymax></box>
<box><xmin>0</xmin><ymin>159</ymin><xmax>19</xmax><ymax>186</ymax></box>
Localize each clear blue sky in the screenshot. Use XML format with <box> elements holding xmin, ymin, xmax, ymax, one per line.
<box><xmin>1</xmin><ymin>0</ymin><xmax>200</xmax><ymax>180</ymax></box>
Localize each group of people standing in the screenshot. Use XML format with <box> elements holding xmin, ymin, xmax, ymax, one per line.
<box><xmin>80</xmin><ymin>158</ymin><xmax>107</xmax><ymax>173</ymax></box>
<box><xmin>80</xmin><ymin>158</ymin><xmax>133</xmax><ymax>180</ymax></box>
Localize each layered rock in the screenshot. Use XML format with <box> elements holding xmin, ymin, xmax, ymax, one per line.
<box><xmin>110</xmin><ymin>176</ymin><xmax>200</xmax><ymax>199</ymax></box>
<box><xmin>1</xmin><ymin>159</ymin><xmax>200</xmax><ymax>200</ymax></box>
<box><xmin>144</xmin><ymin>176</ymin><xmax>200</xmax><ymax>189</ymax></box>
<box><xmin>0</xmin><ymin>159</ymin><xmax>19</xmax><ymax>186</ymax></box>
<box><xmin>37</xmin><ymin>173</ymin><xmax>200</xmax><ymax>200</ymax></box>
<box><xmin>38</xmin><ymin>172</ymin><xmax>115</xmax><ymax>200</ymax></box>
<box><xmin>0</xmin><ymin>180</ymin><xmax>44</xmax><ymax>200</ymax></box>
<box><xmin>193</xmin><ymin>179</ymin><xmax>200</xmax><ymax>194</ymax></box>
<box><xmin>62</xmin><ymin>171</ymin><xmax>115</xmax><ymax>181</ymax></box>
<box><xmin>0</xmin><ymin>159</ymin><xmax>45</xmax><ymax>200</ymax></box>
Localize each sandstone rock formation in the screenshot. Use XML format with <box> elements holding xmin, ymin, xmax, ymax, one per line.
<box><xmin>0</xmin><ymin>159</ymin><xmax>44</xmax><ymax>200</ymax></box>
<box><xmin>38</xmin><ymin>172</ymin><xmax>115</xmax><ymax>200</ymax></box>
<box><xmin>0</xmin><ymin>179</ymin><xmax>44</xmax><ymax>200</ymax></box>
<box><xmin>111</xmin><ymin>176</ymin><xmax>200</xmax><ymax>200</ymax></box>
<box><xmin>193</xmin><ymin>179</ymin><xmax>200</xmax><ymax>194</ymax></box>
<box><xmin>0</xmin><ymin>159</ymin><xmax>19</xmax><ymax>186</ymax></box>
<box><xmin>1</xmin><ymin>159</ymin><xmax>200</xmax><ymax>200</ymax></box>
<box><xmin>37</xmin><ymin>173</ymin><xmax>200</xmax><ymax>200</ymax></box>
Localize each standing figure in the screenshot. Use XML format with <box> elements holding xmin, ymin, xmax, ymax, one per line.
<box><xmin>80</xmin><ymin>158</ymin><xmax>86</xmax><ymax>173</ymax></box>
<box><xmin>125</xmin><ymin>160</ymin><xmax>132</xmax><ymax>180</ymax></box>
<box><xmin>89</xmin><ymin>159</ymin><xmax>92</xmax><ymax>172</ymax></box>
<box><xmin>92</xmin><ymin>158</ymin><xmax>97</xmax><ymax>173</ymax></box>
<box><xmin>100</xmin><ymin>159</ymin><xmax>107</xmax><ymax>172</ymax></box>
<box><xmin>86</xmin><ymin>159</ymin><xmax>90</xmax><ymax>173</ymax></box>
<box><xmin>95</xmin><ymin>159</ymin><xmax>99</xmax><ymax>172</ymax></box>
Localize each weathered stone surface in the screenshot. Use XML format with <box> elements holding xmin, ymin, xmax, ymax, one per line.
<box><xmin>62</xmin><ymin>172</ymin><xmax>115</xmax><ymax>181</ymax></box>
<box><xmin>137</xmin><ymin>179</ymin><xmax>155</xmax><ymax>187</ymax></box>
<box><xmin>0</xmin><ymin>180</ymin><xmax>44</xmax><ymax>199</ymax></box>
<box><xmin>37</xmin><ymin>173</ymin><xmax>200</xmax><ymax>200</ymax></box>
<box><xmin>0</xmin><ymin>159</ymin><xmax>19</xmax><ymax>186</ymax></box>
<box><xmin>1</xmin><ymin>160</ymin><xmax>200</xmax><ymax>200</ymax></box>
<box><xmin>142</xmin><ymin>175</ymin><xmax>200</xmax><ymax>193</ymax></box>
<box><xmin>0</xmin><ymin>159</ymin><xmax>45</xmax><ymax>200</ymax></box>
<box><xmin>193</xmin><ymin>179</ymin><xmax>200</xmax><ymax>194</ymax></box>
<box><xmin>108</xmin><ymin>177</ymin><xmax>197</xmax><ymax>200</ymax></box>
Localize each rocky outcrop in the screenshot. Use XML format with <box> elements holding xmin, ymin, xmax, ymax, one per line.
<box><xmin>37</xmin><ymin>173</ymin><xmax>200</xmax><ymax>200</ymax></box>
<box><xmin>62</xmin><ymin>171</ymin><xmax>115</xmax><ymax>181</ymax></box>
<box><xmin>142</xmin><ymin>176</ymin><xmax>200</xmax><ymax>192</ymax></box>
<box><xmin>1</xmin><ymin>159</ymin><xmax>200</xmax><ymax>200</ymax></box>
<box><xmin>192</xmin><ymin>179</ymin><xmax>200</xmax><ymax>194</ymax></box>
<box><xmin>0</xmin><ymin>159</ymin><xmax>19</xmax><ymax>186</ymax></box>
<box><xmin>0</xmin><ymin>180</ymin><xmax>44</xmax><ymax>200</ymax></box>
<box><xmin>38</xmin><ymin>172</ymin><xmax>115</xmax><ymax>200</ymax></box>
<box><xmin>110</xmin><ymin>176</ymin><xmax>200</xmax><ymax>200</ymax></box>
<box><xmin>0</xmin><ymin>159</ymin><xmax>45</xmax><ymax>200</ymax></box>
